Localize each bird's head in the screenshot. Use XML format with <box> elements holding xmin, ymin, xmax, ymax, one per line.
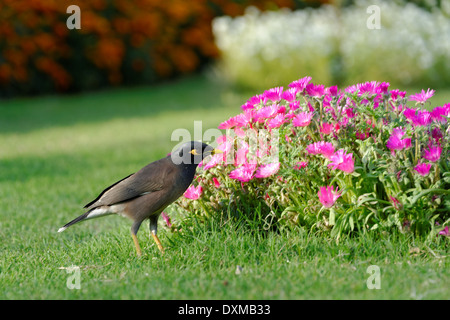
<box><xmin>170</xmin><ymin>141</ymin><xmax>222</xmax><ymax>166</ymax></box>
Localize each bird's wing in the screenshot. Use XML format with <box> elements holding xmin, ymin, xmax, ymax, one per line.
<box><xmin>84</xmin><ymin>157</ymin><xmax>173</xmax><ymax>209</ymax></box>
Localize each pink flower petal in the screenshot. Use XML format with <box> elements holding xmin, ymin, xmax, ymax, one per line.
<box><xmin>423</xmin><ymin>145</ymin><xmax>442</xmax><ymax>162</ymax></box>
<box><xmin>318</xmin><ymin>186</ymin><xmax>341</xmax><ymax>208</ymax></box>
<box><xmin>292</xmin><ymin>111</ymin><xmax>313</xmax><ymax>127</ymax></box>
<box><xmin>254</xmin><ymin>162</ymin><xmax>280</xmax><ymax>178</ymax></box>
<box><xmin>229</xmin><ymin>164</ymin><xmax>256</xmax><ymax>182</ymax></box>
<box><xmin>414</xmin><ymin>162</ymin><xmax>431</xmax><ymax>176</ymax></box>
<box><xmin>184</xmin><ymin>185</ymin><xmax>203</xmax><ymax>200</ymax></box>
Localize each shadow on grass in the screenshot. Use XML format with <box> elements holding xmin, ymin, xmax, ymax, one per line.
<box><xmin>0</xmin><ymin>75</ymin><xmax>227</xmax><ymax>134</ymax></box>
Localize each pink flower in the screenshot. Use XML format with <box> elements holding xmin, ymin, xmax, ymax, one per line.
<box><xmin>255</xmin><ymin>105</ymin><xmax>279</xmax><ymax>122</ymax></box>
<box><xmin>378</xmin><ymin>82</ymin><xmax>390</xmax><ymax>93</ymax></box>
<box><xmin>254</xmin><ymin>162</ymin><xmax>280</xmax><ymax>178</ymax></box>
<box><xmin>386</xmin><ymin>136</ymin><xmax>403</xmax><ymax>150</ymax></box>
<box><xmin>306</xmin><ymin>141</ymin><xmax>335</xmax><ymax>160</ymax></box>
<box><xmin>263</xmin><ymin>86</ymin><xmax>283</xmax><ymax>101</ymax></box>
<box><xmin>288</xmin><ymin>76</ymin><xmax>312</xmax><ymax>91</ymax></box>
<box><xmin>414</xmin><ymin>162</ymin><xmax>431</xmax><ymax>176</ymax></box>
<box><xmin>357</xmin><ymin>81</ymin><xmax>384</xmax><ymax>96</ymax></box>
<box><xmin>345</xmin><ymin>84</ymin><xmax>358</xmax><ymax>94</ymax></box>
<box><xmin>402</xmin><ymin>138</ymin><xmax>412</xmax><ymax>149</ymax></box>
<box><xmin>229</xmin><ymin>163</ymin><xmax>256</xmax><ymax>182</ymax></box>
<box><xmin>409</xmin><ymin>88</ymin><xmax>435</xmax><ymax>103</ymax></box>
<box><xmin>267</xmin><ymin>114</ymin><xmax>285</xmax><ymax>128</ymax></box>
<box><xmin>305</xmin><ymin>83</ymin><xmax>325</xmax><ymax>97</ymax></box>
<box><xmin>205</xmin><ymin>139</ymin><xmax>232</xmax><ymax>165</ymax></box>
<box><xmin>411</xmin><ymin>110</ymin><xmax>432</xmax><ymax>126</ymax></box>
<box><xmin>218</xmin><ymin>116</ymin><xmax>237</xmax><ymax>129</ymax></box>
<box><xmin>318</xmin><ymin>186</ymin><xmax>341</xmax><ymax>208</ymax></box>
<box><xmin>431</xmin><ymin>105</ymin><xmax>448</xmax><ymax>123</ymax></box>
<box><xmin>217</xmin><ymin>139</ymin><xmax>232</xmax><ymax>153</ymax></box>
<box><xmin>355</xmin><ymin>132</ymin><xmax>367</xmax><ymax>140</ymax></box>
<box><xmin>326</xmin><ymin>85</ymin><xmax>339</xmax><ymax>96</ymax></box>
<box><xmin>234</xmin><ymin>127</ymin><xmax>246</xmax><ymax>138</ymax></box>
<box><xmin>202</xmin><ymin>153</ymin><xmax>223</xmax><ymax>170</ymax></box>
<box><xmin>289</xmin><ymin>100</ymin><xmax>300</xmax><ymax>111</ymax></box>
<box><xmin>233</xmin><ymin>110</ymin><xmax>254</xmax><ymax>128</ymax></box>
<box><xmin>241</xmin><ymin>102</ymin><xmax>254</xmax><ymax>110</ymax></box>
<box><xmin>345</xmin><ymin>108</ymin><xmax>356</xmax><ymax>118</ymax></box>
<box><xmin>386</xmin><ymin>135</ymin><xmax>406</xmax><ymax>150</ymax></box>
<box><xmin>386</xmin><ymin>128</ymin><xmax>411</xmax><ymax>151</ymax></box>
<box><xmin>439</xmin><ymin>226</ymin><xmax>449</xmax><ymax>237</ymax></box>
<box><xmin>319</xmin><ymin>144</ymin><xmax>336</xmax><ymax>160</ymax></box>
<box><xmin>216</xmin><ymin>134</ymin><xmax>230</xmax><ymax>144</ymax></box>
<box><xmin>328</xmin><ymin>149</ymin><xmax>355</xmax><ymax>173</ymax></box>
<box><xmin>305</xmin><ymin>142</ymin><xmax>323</xmax><ymax>155</ymax></box>
<box><xmin>338</xmin><ymin>116</ymin><xmax>349</xmax><ymax>129</ymax></box>
<box><xmin>390</xmin><ymin>89</ymin><xmax>406</xmax><ymax>101</ymax></box>
<box><xmin>276</xmin><ymin>105</ymin><xmax>286</xmax><ymax>114</ymax></box>
<box><xmin>404</xmin><ymin>107</ymin><xmax>417</xmax><ymax>121</ymax></box>
<box><xmin>292</xmin><ymin>111</ymin><xmax>313</xmax><ymax>127</ymax></box>
<box><xmin>242</xmin><ymin>94</ymin><xmax>266</xmax><ymax>110</ymax></box>
<box><xmin>392</xmin><ymin>127</ymin><xmax>406</xmax><ymax>138</ymax></box>
<box><xmin>235</xmin><ymin>141</ymin><xmax>249</xmax><ymax>165</ymax></box>
<box><xmin>161</xmin><ymin>212</ymin><xmax>172</xmax><ymax>228</ymax></box>
<box><xmin>184</xmin><ymin>185</ymin><xmax>203</xmax><ymax>200</ymax></box>
<box><xmin>281</xmin><ymin>88</ymin><xmax>298</xmax><ymax>102</ymax></box>
<box><xmin>212</xmin><ymin>177</ymin><xmax>221</xmax><ymax>188</ymax></box>
<box><xmin>293</xmin><ymin>161</ymin><xmax>308</xmax><ymax>170</ymax></box>
<box><xmin>423</xmin><ymin>145</ymin><xmax>442</xmax><ymax>162</ymax></box>
<box><xmin>431</xmin><ymin>127</ymin><xmax>443</xmax><ymax>144</ymax></box>
<box><xmin>320</xmin><ymin>123</ymin><xmax>334</xmax><ymax>135</ymax></box>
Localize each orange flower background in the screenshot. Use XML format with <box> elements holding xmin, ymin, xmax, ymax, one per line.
<box><xmin>0</xmin><ymin>0</ymin><xmax>329</xmax><ymax>96</ymax></box>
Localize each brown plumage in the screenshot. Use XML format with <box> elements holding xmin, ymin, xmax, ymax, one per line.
<box><xmin>58</xmin><ymin>141</ymin><xmax>221</xmax><ymax>256</ymax></box>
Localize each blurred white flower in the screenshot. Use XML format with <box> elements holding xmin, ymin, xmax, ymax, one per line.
<box><xmin>212</xmin><ymin>1</ymin><xmax>450</xmax><ymax>89</ymax></box>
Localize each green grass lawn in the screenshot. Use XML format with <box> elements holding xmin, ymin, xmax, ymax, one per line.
<box><xmin>0</xmin><ymin>76</ymin><xmax>448</xmax><ymax>300</ymax></box>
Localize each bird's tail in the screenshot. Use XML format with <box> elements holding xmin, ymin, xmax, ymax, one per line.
<box><xmin>57</xmin><ymin>206</ymin><xmax>113</xmax><ymax>233</ymax></box>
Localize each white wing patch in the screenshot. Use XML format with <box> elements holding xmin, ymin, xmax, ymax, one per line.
<box><xmin>86</xmin><ymin>204</ymin><xmax>126</xmax><ymax>220</ymax></box>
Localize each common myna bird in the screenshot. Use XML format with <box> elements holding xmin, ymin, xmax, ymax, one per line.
<box><xmin>58</xmin><ymin>141</ymin><xmax>222</xmax><ymax>256</ymax></box>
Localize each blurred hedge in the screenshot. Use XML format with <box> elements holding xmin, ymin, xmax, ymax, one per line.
<box><xmin>0</xmin><ymin>0</ymin><xmax>328</xmax><ymax>97</ymax></box>
<box><xmin>212</xmin><ymin>0</ymin><xmax>450</xmax><ymax>91</ymax></box>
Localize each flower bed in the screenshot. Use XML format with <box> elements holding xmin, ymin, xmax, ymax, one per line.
<box><xmin>175</xmin><ymin>77</ymin><xmax>449</xmax><ymax>238</ymax></box>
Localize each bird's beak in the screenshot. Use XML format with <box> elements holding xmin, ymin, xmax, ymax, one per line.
<box><xmin>210</xmin><ymin>148</ymin><xmax>223</xmax><ymax>155</ymax></box>
<box><xmin>189</xmin><ymin>149</ymin><xmax>200</xmax><ymax>156</ymax></box>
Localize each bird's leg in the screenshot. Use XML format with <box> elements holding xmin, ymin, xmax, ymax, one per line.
<box><xmin>149</xmin><ymin>217</ymin><xmax>164</xmax><ymax>254</ymax></box>
<box><xmin>152</xmin><ymin>232</ymin><xmax>164</xmax><ymax>253</ymax></box>
<box><xmin>132</xmin><ymin>233</ymin><xmax>142</xmax><ymax>257</ymax></box>
<box><xmin>131</xmin><ymin>222</ymin><xmax>142</xmax><ymax>257</ymax></box>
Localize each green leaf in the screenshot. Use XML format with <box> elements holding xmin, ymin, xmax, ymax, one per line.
<box><xmin>349</xmin><ymin>215</ymin><xmax>354</xmax><ymax>231</ymax></box>
<box><xmin>329</xmin><ymin>208</ymin><xmax>336</xmax><ymax>226</ymax></box>
<box><xmin>410</xmin><ymin>189</ymin><xmax>450</xmax><ymax>205</ymax></box>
